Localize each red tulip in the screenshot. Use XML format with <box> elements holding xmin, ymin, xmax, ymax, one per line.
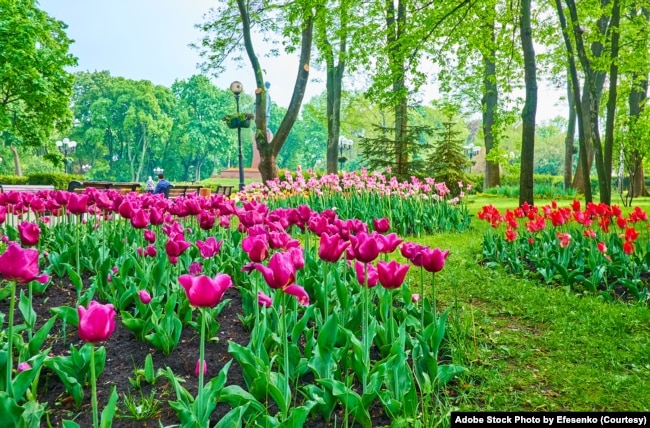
<box><xmin>178</xmin><ymin>274</ymin><xmax>232</xmax><ymax>308</ymax></box>
<box><xmin>377</xmin><ymin>260</ymin><xmax>410</xmax><ymax>289</ymax></box>
<box><xmin>77</xmin><ymin>301</ymin><xmax>116</xmax><ymax>343</ymax></box>
<box><xmin>18</xmin><ymin>221</ymin><xmax>41</xmax><ymax>247</ymax></box>
<box><xmin>318</xmin><ymin>233</ymin><xmax>350</xmax><ymax>263</ymax></box>
<box><xmin>0</xmin><ymin>242</ymin><xmax>49</xmax><ymax>284</ymax></box>
<box><xmin>252</xmin><ymin>252</ymin><xmax>296</xmax><ymax>289</ymax></box>
<box><xmin>138</xmin><ymin>290</ymin><xmax>152</xmax><ymax>304</ymax></box>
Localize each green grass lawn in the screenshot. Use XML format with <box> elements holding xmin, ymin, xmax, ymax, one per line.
<box><xmin>413</xmin><ymin>196</ymin><xmax>650</xmax><ymax>422</ymax></box>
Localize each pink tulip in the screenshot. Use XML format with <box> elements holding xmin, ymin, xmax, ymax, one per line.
<box><xmin>258</xmin><ymin>291</ymin><xmax>273</xmax><ymax>308</ymax></box>
<box><xmin>373</xmin><ymin>217</ymin><xmax>390</xmax><ymax>233</ymax></box>
<box><xmin>138</xmin><ymin>290</ymin><xmax>152</xmax><ymax>304</ymax></box>
<box><xmin>67</xmin><ymin>193</ymin><xmax>89</xmax><ymax>215</ymax></box>
<box><xmin>144</xmin><ymin>229</ymin><xmax>156</xmax><ymax>244</ymax></box>
<box><xmin>288</xmin><ymin>246</ymin><xmax>305</xmax><ymax>270</ymax></box>
<box><xmin>377</xmin><ymin>233</ymin><xmax>403</xmax><ymax>254</ymax></box>
<box><xmin>118</xmin><ymin>199</ymin><xmax>135</xmax><ymax>219</ymax></box>
<box><xmin>252</xmin><ymin>252</ymin><xmax>296</xmax><ymax>289</ymax></box>
<box><xmin>242</xmin><ymin>235</ymin><xmax>269</xmax><ymax>263</ymax></box>
<box><xmin>18</xmin><ymin>221</ymin><xmax>41</xmax><ymax>247</ymax></box>
<box><xmin>178</xmin><ymin>274</ymin><xmax>232</xmax><ymax>308</ymax></box>
<box><xmin>283</xmin><ymin>284</ymin><xmax>310</xmax><ymax>306</ymax></box>
<box><xmin>188</xmin><ymin>261</ymin><xmax>203</xmax><ymax>276</ymax></box>
<box><xmin>149</xmin><ymin>207</ymin><xmax>165</xmax><ymax>225</ymax></box>
<box><xmin>17</xmin><ymin>362</ymin><xmax>31</xmax><ymax>373</ymax></box>
<box><xmin>196</xmin><ymin>237</ymin><xmax>223</xmax><ymax>259</ymax></box>
<box><xmin>411</xmin><ymin>293</ymin><xmax>421</xmax><ymax>303</ymax></box>
<box><xmin>165</xmin><ymin>239</ymin><xmax>191</xmax><ymax>258</ymax></box>
<box><xmin>77</xmin><ymin>301</ymin><xmax>116</xmax><ymax>343</ymax></box>
<box><xmin>421</xmin><ymin>248</ymin><xmax>449</xmax><ymax>273</ymax></box>
<box><xmin>0</xmin><ymin>242</ymin><xmax>49</xmax><ymax>284</ymax></box>
<box><xmin>349</xmin><ymin>232</ymin><xmax>380</xmax><ymax>264</ymax></box>
<box><xmin>195</xmin><ymin>359</ymin><xmax>207</xmax><ymax>376</ymax></box>
<box><xmin>377</xmin><ymin>260</ymin><xmax>410</xmax><ymax>289</ymax></box>
<box><xmin>198</xmin><ymin>211</ymin><xmax>215</xmax><ymax>230</ymax></box>
<box><xmin>130</xmin><ymin>209</ymin><xmax>150</xmax><ymax>229</ymax></box>
<box><xmin>145</xmin><ymin>245</ymin><xmax>157</xmax><ymax>257</ymax></box>
<box><xmin>318</xmin><ymin>233</ymin><xmax>350</xmax><ymax>263</ymax></box>
<box><xmin>354</xmin><ymin>261</ymin><xmax>378</xmax><ymax>288</ymax></box>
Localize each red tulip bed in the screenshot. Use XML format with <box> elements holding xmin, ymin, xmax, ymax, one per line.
<box><xmin>479</xmin><ymin>200</ymin><xmax>650</xmax><ymax>302</ymax></box>
<box><xmin>0</xmin><ymin>173</ymin><xmax>470</xmax><ymax>428</ymax></box>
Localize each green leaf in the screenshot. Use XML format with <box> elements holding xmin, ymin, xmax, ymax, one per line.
<box><xmin>18</xmin><ymin>290</ymin><xmax>37</xmax><ymax>329</ymax></box>
<box><xmin>29</xmin><ymin>316</ymin><xmax>57</xmax><ymax>356</ymax></box>
<box><xmin>100</xmin><ymin>386</ymin><xmax>119</xmax><ymax>428</ymax></box>
<box><xmin>214</xmin><ymin>404</ymin><xmax>249</xmax><ymax>428</ymax></box>
<box><xmin>0</xmin><ymin>392</ymin><xmax>25</xmax><ymax>427</ymax></box>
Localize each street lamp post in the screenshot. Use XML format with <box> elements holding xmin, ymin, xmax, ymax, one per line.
<box><xmin>229</xmin><ymin>81</ymin><xmax>245</xmax><ymax>192</ymax></box>
<box><xmin>153</xmin><ymin>167</ymin><xmax>164</xmax><ymax>176</ymax></box>
<box><xmin>81</xmin><ymin>164</ymin><xmax>91</xmax><ymax>174</ymax></box>
<box><xmin>338</xmin><ymin>136</ymin><xmax>353</xmax><ymax>172</ymax></box>
<box><xmin>55</xmin><ymin>138</ymin><xmax>77</xmax><ymax>173</ymax></box>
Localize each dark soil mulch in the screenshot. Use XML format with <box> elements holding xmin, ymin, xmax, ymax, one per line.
<box><xmin>2</xmin><ymin>277</ymin><xmax>392</xmax><ymax>427</ymax></box>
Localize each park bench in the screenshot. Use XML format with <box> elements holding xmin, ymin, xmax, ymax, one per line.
<box><xmin>67</xmin><ymin>180</ymin><xmax>141</xmax><ymax>194</ymax></box>
<box><xmin>0</xmin><ymin>184</ymin><xmax>55</xmax><ymax>193</ymax></box>
<box><xmin>215</xmin><ymin>185</ymin><xmax>234</xmax><ymax>198</ymax></box>
<box><xmin>167</xmin><ymin>184</ymin><xmax>204</xmax><ymax>199</ymax></box>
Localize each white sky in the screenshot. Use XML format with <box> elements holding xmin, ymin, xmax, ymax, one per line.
<box><xmin>39</xmin><ymin>0</ymin><xmax>566</xmax><ymax>122</ymax></box>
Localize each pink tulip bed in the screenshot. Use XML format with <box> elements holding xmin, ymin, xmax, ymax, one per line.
<box><xmin>479</xmin><ymin>200</ymin><xmax>650</xmax><ymax>302</ymax></box>
<box><xmin>0</xmin><ymin>173</ymin><xmax>469</xmax><ymax>427</ymax></box>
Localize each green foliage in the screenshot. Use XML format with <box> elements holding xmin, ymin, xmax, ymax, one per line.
<box><xmin>358</xmin><ymin>123</ymin><xmax>434</xmax><ymax>180</ymax></box>
<box><xmin>0</xmin><ymin>175</ymin><xmax>29</xmax><ymax>185</ymax></box>
<box><xmin>27</xmin><ymin>173</ymin><xmax>81</xmax><ymax>189</ymax></box>
<box><xmin>426</xmin><ymin>116</ymin><xmax>469</xmax><ymax>194</ymax></box>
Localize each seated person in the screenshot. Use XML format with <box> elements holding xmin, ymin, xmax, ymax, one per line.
<box><xmin>153</xmin><ymin>174</ymin><xmax>172</xmax><ymax>198</ymax></box>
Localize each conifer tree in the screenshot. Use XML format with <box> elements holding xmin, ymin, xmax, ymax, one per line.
<box><xmin>427</xmin><ymin>115</ymin><xmax>470</xmax><ymax>193</ymax></box>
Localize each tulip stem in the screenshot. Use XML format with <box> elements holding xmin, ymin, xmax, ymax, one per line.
<box><xmin>198</xmin><ymin>308</ymin><xmax>206</xmax><ymax>424</ymax></box>
<box><xmin>75</xmin><ymin>219</ymin><xmax>81</xmax><ymax>303</ymax></box>
<box><xmin>6</xmin><ymin>280</ymin><xmax>16</xmax><ymax>397</ymax></box>
<box><xmin>362</xmin><ymin>263</ymin><xmax>369</xmax><ymax>395</ymax></box>
<box><xmin>420</xmin><ymin>266</ymin><xmax>425</xmax><ymax>330</ymax></box>
<box><xmin>431</xmin><ymin>271</ymin><xmax>437</xmax><ymax>325</ymax></box>
<box><xmin>281</xmin><ymin>292</ymin><xmax>290</xmax><ymax>421</ymax></box>
<box><xmin>90</xmin><ymin>343</ymin><xmax>99</xmax><ymax>428</ymax></box>
<box><xmin>323</xmin><ymin>262</ymin><xmax>329</xmax><ymax>322</ymax></box>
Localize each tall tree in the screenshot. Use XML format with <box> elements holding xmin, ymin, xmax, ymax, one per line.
<box><xmin>0</xmin><ymin>0</ymin><xmax>77</xmax><ymax>175</ymax></box>
<box><xmin>518</xmin><ymin>0</ymin><xmax>538</xmax><ymax>205</ymax></box>
<box><xmin>197</xmin><ymin>0</ymin><xmax>314</xmax><ymax>183</ymax></box>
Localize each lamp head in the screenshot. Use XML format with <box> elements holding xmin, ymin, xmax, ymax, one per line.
<box><xmin>230</xmin><ymin>81</ymin><xmax>243</xmax><ymax>95</ymax></box>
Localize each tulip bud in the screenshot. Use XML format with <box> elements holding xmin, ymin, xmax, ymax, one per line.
<box><xmin>195</xmin><ymin>359</ymin><xmax>207</xmax><ymax>376</ymax></box>
<box><xmin>138</xmin><ymin>290</ymin><xmax>152</xmax><ymax>304</ymax></box>
<box><xmin>411</xmin><ymin>293</ymin><xmax>421</xmax><ymax>303</ymax></box>
<box><xmin>17</xmin><ymin>362</ymin><xmax>31</xmax><ymax>372</ymax></box>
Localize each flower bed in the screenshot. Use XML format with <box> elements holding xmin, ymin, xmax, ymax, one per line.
<box><xmin>478</xmin><ymin>200</ymin><xmax>650</xmax><ymax>302</ymax></box>
<box><xmin>0</xmin><ymin>184</ymin><xmax>462</xmax><ymax>427</ymax></box>
<box><xmin>242</xmin><ymin>167</ymin><xmax>473</xmax><ymax>237</ymax></box>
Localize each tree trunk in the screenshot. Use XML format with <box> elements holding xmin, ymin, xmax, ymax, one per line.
<box><xmin>9</xmin><ymin>145</ymin><xmax>23</xmax><ymax>176</ymax></box>
<box><xmin>563</xmin><ymin>75</ymin><xmax>576</xmax><ymax>190</ymax></box>
<box><xmin>386</xmin><ymin>0</ymin><xmax>409</xmax><ymax>178</ymax></box>
<box><xmin>519</xmin><ymin>0</ymin><xmax>537</xmax><ymax>206</ymax></box>
<box><xmin>236</xmin><ymin>0</ymin><xmax>313</xmax><ymax>183</ymax></box>
<box><xmin>627</xmin><ymin>5</ymin><xmax>649</xmax><ymax>198</ymax></box>
<box><xmin>482</xmin><ymin>10</ymin><xmax>500</xmax><ymax>189</ymax></box>
<box><xmin>601</xmin><ymin>0</ymin><xmax>620</xmax><ymax>205</ymax></box>
<box><xmin>322</xmin><ymin>7</ymin><xmax>347</xmax><ymax>174</ymax></box>
<box><xmin>556</xmin><ymin>0</ymin><xmax>592</xmax><ymax>202</ymax></box>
